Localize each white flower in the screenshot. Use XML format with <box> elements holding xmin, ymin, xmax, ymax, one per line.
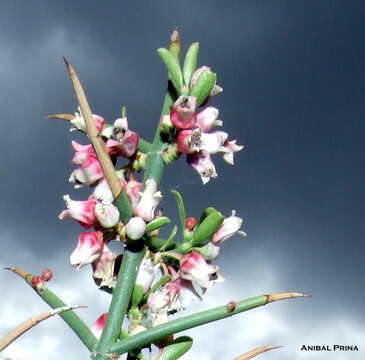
<box><xmin>212</xmin><ymin>210</ymin><xmax>246</xmax><ymax>244</ymax></box>
<box><xmin>134</xmin><ymin>179</ymin><xmax>162</xmax><ymax>222</ymax></box>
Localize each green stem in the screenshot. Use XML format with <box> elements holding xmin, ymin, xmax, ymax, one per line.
<box><xmin>107</xmin><ymin>295</ymin><xmax>269</xmax><ymax>355</ymax></box>
<box><xmin>143</xmin><ymin>86</ymin><xmax>174</xmax><ymax>186</ymax></box>
<box><xmin>137</xmin><ymin>138</ymin><xmax>153</xmax><ymax>153</ymax></box>
<box><xmin>93</xmin><ymin>246</ymin><xmax>145</xmax><ymax>358</ymax></box>
<box><xmin>92</xmin><ymin>84</ymin><xmax>175</xmax><ymax>360</ymax></box>
<box><xmin>8</xmin><ymin>269</ymin><xmax>96</xmax><ymax>351</ymax></box>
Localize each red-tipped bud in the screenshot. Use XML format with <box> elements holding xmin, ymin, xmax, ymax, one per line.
<box><xmin>41</xmin><ymin>269</ymin><xmax>53</xmax><ymax>282</ymax></box>
<box><xmin>91</xmin><ymin>313</ymin><xmax>108</xmax><ymax>339</ymax></box>
<box><xmin>31</xmin><ymin>276</ymin><xmax>43</xmax><ymax>288</ymax></box>
<box><xmin>185</xmin><ymin>217</ymin><xmax>197</xmax><ymax>231</ymax></box>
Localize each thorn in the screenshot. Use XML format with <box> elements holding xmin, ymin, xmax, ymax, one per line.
<box><xmin>46</xmin><ymin>113</ymin><xmax>76</xmax><ymax>121</ymax></box>
<box><xmin>4</xmin><ymin>267</ymin><xmax>29</xmax><ymax>279</ymax></box>
<box><xmin>234</xmin><ymin>345</ymin><xmax>283</xmax><ymax>360</ymax></box>
<box><xmin>266</xmin><ymin>292</ymin><xmax>310</xmax><ymax>303</ymax></box>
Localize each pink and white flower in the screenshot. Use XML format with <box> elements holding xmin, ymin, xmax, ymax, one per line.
<box><xmin>196</xmin><ymin>107</ymin><xmax>222</xmax><ymax>132</ymax></box>
<box><xmin>59</xmin><ymin>195</ymin><xmax>97</xmax><ymax>228</ymax></box>
<box><xmin>134</xmin><ymin>179</ymin><xmax>162</xmax><ymax>222</ymax></box>
<box><xmin>222</xmin><ymin>140</ymin><xmax>244</xmax><ymax>165</ymax></box>
<box><xmin>94</xmin><ymin>202</ymin><xmax>120</xmax><ymax>229</ymax></box>
<box><xmin>187</xmin><ymin>151</ymin><xmax>217</xmax><ymax>184</ymax></box>
<box><xmin>70</xmin><ymin>110</ymin><xmax>105</xmax><ymax>133</ymax></box>
<box><xmin>92</xmin><ymin>250</ymin><xmax>117</xmax><ymax>288</ymax></box>
<box><xmin>69</xmin><ymin>231</ymin><xmax>104</xmax><ymax>268</ymax></box>
<box><xmin>136</xmin><ymin>257</ymin><xmax>160</xmax><ymax>292</ymax></box>
<box><xmin>170</xmin><ymin>96</ymin><xmax>197</xmax><ymax>129</ymax></box>
<box><xmin>124</xmin><ymin>176</ymin><xmax>143</xmax><ymax>208</ymax></box>
<box><xmin>177</xmin><ymin>129</ymin><xmax>228</xmax><ymax>155</ymax></box>
<box><xmin>125</xmin><ymin>216</ymin><xmax>147</xmax><ymax>240</ymax></box>
<box><xmin>91</xmin><ymin>313</ymin><xmax>108</xmax><ymax>339</ymax></box>
<box><xmin>212</xmin><ymin>210</ymin><xmax>246</xmax><ymax>244</ymax></box>
<box><xmin>92</xmin><ymin>179</ymin><xmax>115</xmax><ymax>204</ymax></box>
<box><xmin>180</xmin><ymin>251</ymin><xmax>220</xmax><ymax>289</ymax></box>
<box><xmin>106</xmin><ymin>130</ymin><xmax>139</xmax><ymax>158</ymax></box>
<box><xmin>69</xmin><ymin>141</ymin><xmax>104</xmax><ymax>187</ymax></box>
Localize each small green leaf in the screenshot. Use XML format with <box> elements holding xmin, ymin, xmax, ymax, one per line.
<box><xmin>146</xmin><ymin>217</ymin><xmax>171</xmax><ymax>233</ymax></box>
<box><xmin>157</xmin><ymin>47</ymin><xmax>184</xmax><ymax>91</ymax></box>
<box><xmin>189</xmin><ymin>70</ymin><xmax>216</xmax><ymax>106</ymax></box>
<box><xmin>155</xmin><ymin>336</ymin><xmax>193</xmax><ymax>360</ymax></box>
<box><xmin>171</xmin><ymin>190</ymin><xmax>186</xmax><ymax>232</ymax></box>
<box><xmin>183</xmin><ymin>42</ymin><xmax>200</xmax><ymax>86</ymax></box>
<box><xmin>191</xmin><ymin>210</ymin><xmax>224</xmax><ymax>246</ymax></box>
<box><xmin>147</xmin><ymin>237</ymin><xmax>177</xmax><ymax>251</ymax></box>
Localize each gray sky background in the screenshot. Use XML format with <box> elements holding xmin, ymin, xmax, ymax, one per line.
<box><xmin>0</xmin><ymin>1</ymin><xmax>364</xmax><ymax>359</ymax></box>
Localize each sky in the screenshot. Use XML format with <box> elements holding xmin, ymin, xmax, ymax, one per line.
<box><xmin>0</xmin><ymin>1</ymin><xmax>364</xmax><ymax>359</ymax></box>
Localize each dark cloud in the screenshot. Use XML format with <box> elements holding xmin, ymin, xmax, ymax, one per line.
<box><xmin>1</xmin><ymin>1</ymin><xmax>365</xmax><ymax>359</ymax></box>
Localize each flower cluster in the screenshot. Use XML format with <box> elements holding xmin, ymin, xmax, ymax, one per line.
<box><xmin>54</xmin><ymin>32</ymin><xmax>247</xmax><ymax>348</ymax></box>
<box><xmin>91</xmin><ymin>204</ymin><xmax>245</xmax><ymax>337</ymax></box>
<box><xmin>57</xmin><ymin>112</ymin><xmax>163</xmax><ymax>287</ymax></box>
<box><xmin>161</xmin><ymin>67</ymin><xmax>243</xmax><ymax>184</ymax></box>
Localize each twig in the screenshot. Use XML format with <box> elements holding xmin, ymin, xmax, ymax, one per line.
<box><xmin>0</xmin><ymin>305</ymin><xmax>86</xmax><ymax>351</ymax></box>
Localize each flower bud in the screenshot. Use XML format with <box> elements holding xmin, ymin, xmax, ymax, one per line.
<box><xmin>185</xmin><ymin>217</ymin><xmax>197</xmax><ymax>231</ymax></box>
<box><xmin>91</xmin><ymin>313</ymin><xmax>108</xmax><ymax>339</ymax></box>
<box><xmin>191</xmin><ymin>210</ymin><xmax>224</xmax><ymax>246</ymax></box>
<box><xmin>31</xmin><ymin>276</ymin><xmax>43</xmax><ymax>288</ymax></box>
<box><xmin>170</xmin><ymin>96</ymin><xmax>197</xmax><ymax>129</ymax></box>
<box><xmin>125</xmin><ymin>216</ymin><xmax>147</xmax><ymax>240</ymax></box>
<box><xmin>95</xmin><ymin>202</ymin><xmax>120</xmax><ymax>228</ymax></box>
<box><xmin>190</xmin><ymin>69</ymin><xmax>217</xmax><ymax>106</ymax></box>
<box><xmin>41</xmin><ymin>269</ymin><xmax>53</xmax><ymax>282</ymax></box>
<box><xmin>70</xmin><ymin>231</ymin><xmax>104</xmax><ymax>268</ymax></box>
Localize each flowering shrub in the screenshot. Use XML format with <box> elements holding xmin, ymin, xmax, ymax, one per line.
<box><xmin>1</xmin><ymin>30</ymin><xmax>306</xmax><ymax>360</ymax></box>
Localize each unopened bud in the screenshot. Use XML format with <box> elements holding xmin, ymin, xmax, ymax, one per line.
<box><xmin>185</xmin><ymin>217</ymin><xmax>197</xmax><ymax>231</ymax></box>
<box><xmin>31</xmin><ymin>276</ymin><xmax>43</xmax><ymax>288</ymax></box>
<box><xmin>41</xmin><ymin>269</ymin><xmax>53</xmax><ymax>282</ymax></box>
<box><xmin>125</xmin><ymin>217</ymin><xmax>147</xmax><ymax>240</ymax></box>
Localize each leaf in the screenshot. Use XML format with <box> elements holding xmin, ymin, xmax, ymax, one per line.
<box><xmin>146</xmin><ymin>217</ymin><xmax>171</xmax><ymax>233</ymax></box>
<box><xmin>183</xmin><ymin>42</ymin><xmax>200</xmax><ymax>86</ymax></box>
<box><xmin>157</xmin><ymin>48</ymin><xmax>184</xmax><ymax>91</ymax></box>
<box><xmin>171</xmin><ymin>189</ymin><xmax>187</xmax><ymax>234</ymax></box>
<box><xmin>155</xmin><ymin>336</ymin><xmax>193</xmax><ymax>360</ymax></box>
<box><xmin>189</xmin><ymin>70</ymin><xmax>216</xmax><ymax>106</ymax></box>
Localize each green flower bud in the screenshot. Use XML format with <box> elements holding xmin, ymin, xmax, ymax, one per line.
<box><xmin>191</xmin><ymin>210</ymin><xmax>224</xmax><ymax>246</ymax></box>
<box><xmin>189</xmin><ymin>70</ymin><xmax>217</xmax><ymax>106</ymax></box>
<box><xmin>146</xmin><ymin>216</ymin><xmax>171</xmax><ymax>233</ymax></box>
